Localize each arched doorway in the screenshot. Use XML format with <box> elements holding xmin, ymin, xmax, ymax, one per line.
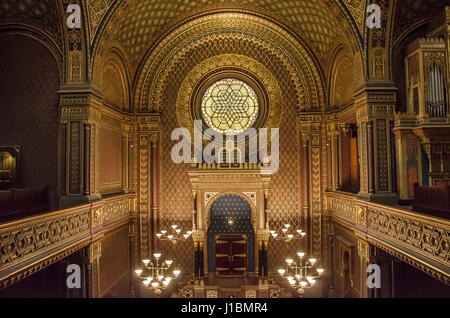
<box><xmin>207</xmin><ymin>194</ymin><xmax>255</xmax><ymax>274</ymax></box>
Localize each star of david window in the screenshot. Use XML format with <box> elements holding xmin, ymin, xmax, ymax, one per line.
<box><xmin>201</xmin><ymin>79</ymin><xmax>259</xmax><ymax>134</ymax></box>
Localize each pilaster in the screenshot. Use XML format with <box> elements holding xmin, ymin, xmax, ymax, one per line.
<box><xmin>59</xmin><ymin>86</ymin><xmax>103</xmax><ymax>208</ymax></box>
<box><xmin>355</xmin><ymin>85</ymin><xmax>398</xmax><ymax>205</ymax></box>
<box><xmin>326</xmin><ymin>115</ymin><xmax>341</xmax><ymax>191</ymax></box>
<box><xmin>297</xmin><ymin>113</ymin><xmax>323</xmax><ymax>257</ymax></box>
<box><xmin>86</xmin><ymin>239</ymin><xmax>102</xmax><ymax>298</ymax></box>
<box><xmin>137</xmin><ymin>113</ymin><xmax>161</xmax><ymax>259</ymax></box>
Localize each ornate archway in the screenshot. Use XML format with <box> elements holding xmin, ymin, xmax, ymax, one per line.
<box><xmin>206</xmin><ymin>194</ymin><xmax>255</xmax><ymax>274</ymax></box>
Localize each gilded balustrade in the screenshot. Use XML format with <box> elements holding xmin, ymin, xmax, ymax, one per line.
<box><xmin>326</xmin><ymin>191</ymin><xmax>450</xmax><ymax>284</ymax></box>
<box><xmin>0</xmin><ymin>193</ymin><xmax>136</xmax><ymax>288</ymax></box>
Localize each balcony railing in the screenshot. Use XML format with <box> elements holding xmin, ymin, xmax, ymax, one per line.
<box><xmin>0</xmin><ymin>193</ymin><xmax>136</xmax><ymax>288</ymax></box>
<box><xmin>326</xmin><ymin>191</ymin><xmax>450</xmax><ymax>283</ymax></box>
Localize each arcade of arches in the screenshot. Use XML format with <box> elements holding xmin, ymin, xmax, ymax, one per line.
<box><xmin>0</xmin><ymin>0</ymin><xmax>449</xmax><ymax>298</ymax></box>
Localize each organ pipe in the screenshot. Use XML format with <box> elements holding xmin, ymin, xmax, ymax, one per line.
<box><xmin>427</xmin><ymin>63</ymin><xmax>446</xmax><ymax>118</ymax></box>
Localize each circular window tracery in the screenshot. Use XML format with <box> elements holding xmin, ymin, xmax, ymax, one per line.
<box><xmin>201</xmin><ymin>78</ymin><xmax>259</xmax><ymax>134</ymax></box>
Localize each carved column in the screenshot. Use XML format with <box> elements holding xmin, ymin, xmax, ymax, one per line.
<box><xmin>137</xmin><ymin>113</ymin><xmax>161</xmax><ymax>260</ymax></box>
<box><xmin>193</xmin><ymin>237</ymin><xmax>206</xmax><ymax>283</ymax></box>
<box><xmin>357</xmin><ymin>239</ymin><xmax>370</xmax><ymax>298</ymax></box>
<box><xmin>86</xmin><ymin>240</ymin><xmax>102</xmax><ymax>298</ymax></box>
<box><xmin>355</xmin><ymin>85</ymin><xmax>398</xmax><ymax>205</ymax></box>
<box><xmin>327</xmin><ymin>116</ymin><xmax>340</xmax><ymax>191</ymax></box>
<box><xmin>326</xmin><ymin>218</ymin><xmax>335</xmax><ymax>298</ymax></box>
<box><xmin>297</xmin><ymin>113</ymin><xmax>323</xmax><ymax>257</ymax></box>
<box><xmin>60</xmin><ymin>87</ymin><xmax>102</xmax><ymax>208</ymax></box>
<box><xmin>150</xmin><ymin>131</ymin><xmax>160</xmax><ymax>253</ymax></box>
<box><xmin>121</xmin><ymin>119</ymin><xmax>132</xmax><ymax>194</ymax></box>
<box><xmin>129</xmin><ymin>211</ymin><xmax>139</xmax><ymax>298</ymax></box>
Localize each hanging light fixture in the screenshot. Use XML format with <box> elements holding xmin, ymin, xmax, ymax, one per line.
<box><xmin>269</xmin><ymin>224</ymin><xmax>306</xmax><ymax>242</ymax></box>
<box><xmin>135</xmin><ymin>252</ymin><xmax>182</xmax><ymax>295</ymax></box>
<box><xmin>156</xmin><ymin>224</ymin><xmax>193</xmax><ymax>245</ymax></box>
<box><xmin>277</xmin><ymin>251</ymin><xmax>324</xmax><ymax>296</ymax></box>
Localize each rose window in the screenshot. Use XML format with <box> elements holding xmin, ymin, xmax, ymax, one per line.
<box><xmin>201</xmin><ymin>78</ymin><xmax>259</xmax><ymax>134</ymax></box>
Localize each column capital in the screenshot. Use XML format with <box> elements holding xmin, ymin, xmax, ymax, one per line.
<box><xmin>326</xmin><ymin>118</ymin><xmax>340</xmax><ymax>136</ymax></box>
<box><xmin>355</xmin><ymin>85</ymin><xmax>397</xmax><ymax>122</ymax></box>
<box><xmin>296</xmin><ymin>112</ymin><xmax>323</xmax><ymax>131</ymax></box>
<box><xmin>297</xmin><ymin>112</ymin><xmax>322</xmax><ymax>148</ymax></box>
<box><xmin>137</xmin><ymin>112</ymin><xmax>161</xmax><ymax>134</ymax></box>
<box><xmin>59</xmin><ymin>86</ymin><xmax>103</xmax><ymax>124</ymax></box>
<box><xmin>340</xmin><ymin>123</ymin><xmax>353</xmax><ymax>136</ymax></box>
<box><xmin>121</xmin><ymin>116</ymin><xmax>133</xmax><ymax>134</ymax></box>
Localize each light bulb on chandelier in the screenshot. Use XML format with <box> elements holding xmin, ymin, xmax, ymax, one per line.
<box><xmin>156</xmin><ymin>224</ymin><xmax>193</xmax><ymax>245</ymax></box>
<box><xmin>269</xmin><ymin>225</ymin><xmax>306</xmax><ymax>242</ymax></box>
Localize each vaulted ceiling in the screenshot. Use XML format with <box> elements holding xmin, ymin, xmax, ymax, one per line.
<box><xmin>87</xmin><ymin>0</ymin><xmax>366</xmax><ymax>72</ymax></box>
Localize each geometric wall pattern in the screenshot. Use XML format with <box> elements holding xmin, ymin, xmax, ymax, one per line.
<box><xmin>86</xmin><ymin>0</ymin><xmax>115</xmax><ymax>42</ymax></box>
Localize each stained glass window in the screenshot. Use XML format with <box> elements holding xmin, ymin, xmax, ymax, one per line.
<box><xmin>201</xmin><ymin>78</ymin><xmax>259</xmax><ymax>134</ymax></box>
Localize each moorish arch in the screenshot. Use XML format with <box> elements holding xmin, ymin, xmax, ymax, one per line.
<box><xmin>100</xmin><ymin>48</ymin><xmax>131</xmax><ymax>112</ymax></box>
<box><xmin>131</xmin><ymin>11</ymin><xmax>330</xmax><ymax>273</ymax></box>
<box><xmin>133</xmin><ymin>11</ymin><xmax>327</xmax><ymax>112</ymax></box>
<box><xmin>206</xmin><ymin>194</ymin><xmax>256</xmax><ymax>274</ymax></box>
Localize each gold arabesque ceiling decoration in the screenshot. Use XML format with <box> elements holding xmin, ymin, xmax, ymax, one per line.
<box><xmin>87</xmin><ymin>0</ymin><xmax>366</xmax><ymax>70</ymax></box>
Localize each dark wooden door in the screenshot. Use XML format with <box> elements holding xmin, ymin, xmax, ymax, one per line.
<box><xmin>215</xmin><ymin>235</ymin><xmax>247</xmax><ymax>275</ymax></box>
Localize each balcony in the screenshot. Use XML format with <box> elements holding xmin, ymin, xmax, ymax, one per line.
<box><xmin>0</xmin><ymin>193</ymin><xmax>136</xmax><ymax>290</ymax></box>
<box><xmin>326</xmin><ymin>191</ymin><xmax>450</xmax><ymax>285</ymax></box>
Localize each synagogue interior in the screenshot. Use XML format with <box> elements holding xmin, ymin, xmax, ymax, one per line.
<box><xmin>0</xmin><ymin>0</ymin><xmax>449</xmax><ymax>298</ymax></box>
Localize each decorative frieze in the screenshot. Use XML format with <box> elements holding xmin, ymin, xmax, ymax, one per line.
<box><xmin>61</xmin><ymin>106</ymin><xmax>102</xmax><ymax>123</ymax></box>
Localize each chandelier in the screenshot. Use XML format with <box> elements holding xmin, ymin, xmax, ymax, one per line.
<box><xmin>270</xmin><ymin>224</ymin><xmax>306</xmax><ymax>242</ymax></box>
<box><xmin>278</xmin><ymin>252</ymin><xmax>324</xmax><ymax>296</ymax></box>
<box><xmin>135</xmin><ymin>253</ymin><xmax>181</xmax><ymax>295</ymax></box>
<box><xmin>156</xmin><ymin>224</ymin><xmax>192</xmax><ymax>244</ymax></box>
